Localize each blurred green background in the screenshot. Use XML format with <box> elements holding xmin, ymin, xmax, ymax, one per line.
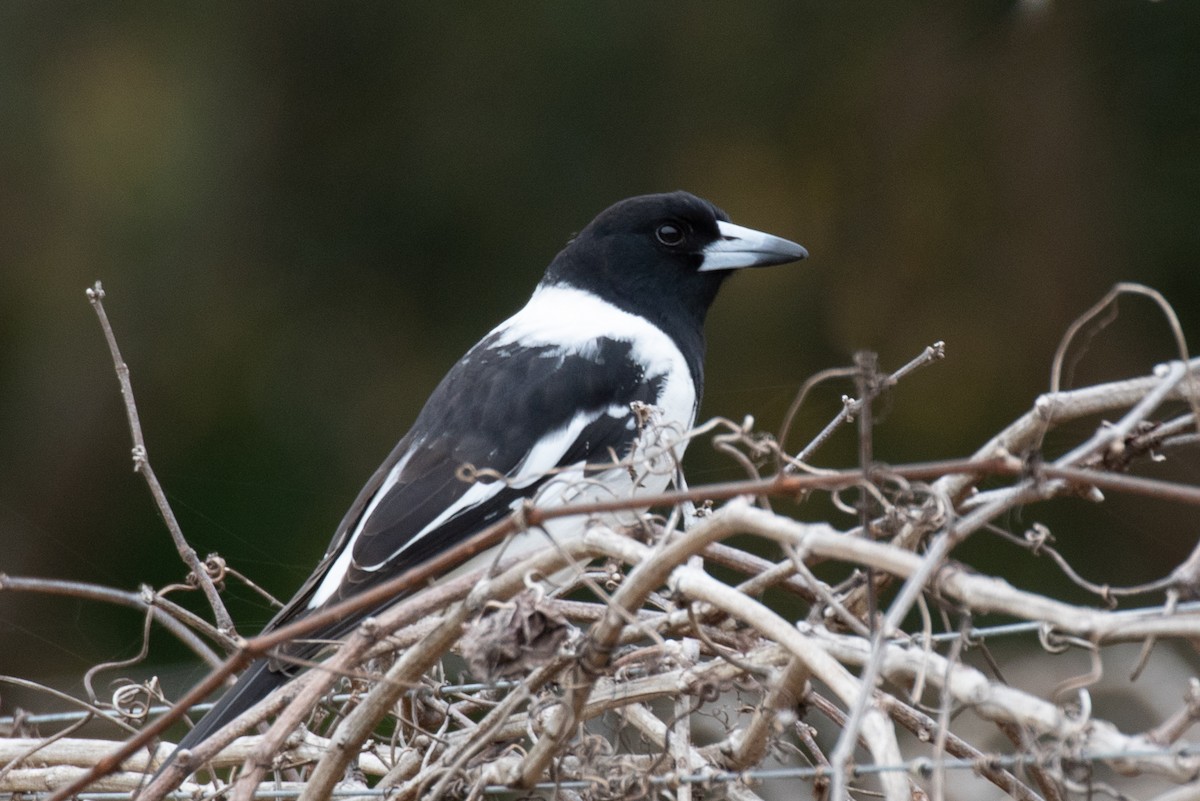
<box><xmin>2</xmin><ymin>2</ymin><xmax>1199</xmax><ymax>717</ymax></box>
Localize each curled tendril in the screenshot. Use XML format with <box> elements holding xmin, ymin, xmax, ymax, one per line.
<box><xmin>110</xmin><ymin>679</ymin><xmax>161</xmax><ymax>724</ymax></box>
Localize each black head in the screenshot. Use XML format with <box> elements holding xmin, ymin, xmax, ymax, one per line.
<box><xmin>541</xmin><ymin>191</ymin><xmax>807</xmax><ymax>338</ymax></box>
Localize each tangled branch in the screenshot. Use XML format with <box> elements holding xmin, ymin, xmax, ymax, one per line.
<box><xmin>3</xmin><ymin>283</ymin><xmax>1200</xmax><ymax>801</ymax></box>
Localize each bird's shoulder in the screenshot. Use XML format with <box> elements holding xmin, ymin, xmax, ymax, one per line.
<box><xmin>415</xmin><ymin>283</ymin><xmax>698</xmax><ymax>448</ymax></box>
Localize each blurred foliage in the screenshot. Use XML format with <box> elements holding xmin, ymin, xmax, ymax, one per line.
<box><xmin>1</xmin><ymin>2</ymin><xmax>1198</xmax><ymax>712</ymax></box>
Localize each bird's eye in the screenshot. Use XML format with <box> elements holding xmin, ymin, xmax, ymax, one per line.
<box><xmin>655</xmin><ymin>222</ymin><xmax>685</xmax><ymax>247</ymax></box>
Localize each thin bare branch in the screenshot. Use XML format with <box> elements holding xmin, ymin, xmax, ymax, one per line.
<box><xmin>0</xmin><ymin>574</ymin><xmax>224</xmax><ymax>667</ymax></box>
<box><xmin>85</xmin><ymin>282</ymin><xmax>233</xmax><ymax>634</ymax></box>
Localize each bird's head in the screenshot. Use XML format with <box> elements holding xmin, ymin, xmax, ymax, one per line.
<box><xmin>542</xmin><ymin>191</ymin><xmax>807</xmax><ymax>331</ymax></box>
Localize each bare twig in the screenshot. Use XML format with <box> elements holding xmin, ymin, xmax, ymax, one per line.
<box><xmin>0</xmin><ymin>574</ymin><xmax>224</xmax><ymax>667</ymax></box>
<box><xmin>85</xmin><ymin>282</ymin><xmax>234</xmax><ymax>635</ymax></box>
<box><xmin>35</xmin><ymin>284</ymin><xmax>1200</xmax><ymax>801</ymax></box>
<box><xmin>783</xmin><ymin>341</ymin><xmax>946</xmax><ymax>468</ymax></box>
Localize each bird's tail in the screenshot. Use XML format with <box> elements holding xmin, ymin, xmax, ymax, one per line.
<box><xmin>151</xmin><ymin>658</ymin><xmax>290</xmax><ymax>781</ymax></box>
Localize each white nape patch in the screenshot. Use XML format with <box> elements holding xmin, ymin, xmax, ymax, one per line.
<box><xmin>488</xmin><ymin>284</ymin><xmax>697</xmax><ymax>427</ymax></box>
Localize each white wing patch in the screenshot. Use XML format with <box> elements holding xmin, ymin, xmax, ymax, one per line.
<box><xmin>369</xmin><ymin>478</ymin><xmax>507</xmax><ymax>567</ymax></box>
<box><xmin>307</xmin><ymin>447</ymin><xmax>417</xmax><ymax>608</ymax></box>
<box><xmin>375</xmin><ymin>406</ymin><xmax>605</xmax><ymax>568</ymax></box>
<box><xmin>306</xmin><ymin>408</ymin><xmax>613</xmax><ymax>608</ymax></box>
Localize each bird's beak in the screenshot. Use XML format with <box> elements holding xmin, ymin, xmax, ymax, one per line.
<box><xmin>698</xmin><ymin>220</ymin><xmax>809</xmax><ymax>272</ymax></box>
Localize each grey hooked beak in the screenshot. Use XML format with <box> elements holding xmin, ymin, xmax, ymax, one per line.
<box><xmin>698</xmin><ymin>220</ymin><xmax>808</xmax><ymax>272</ymax></box>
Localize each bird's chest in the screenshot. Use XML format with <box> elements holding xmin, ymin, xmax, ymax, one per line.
<box><xmin>647</xmin><ymin>357</ymin><xmax>697</xmax><ymax>432</ymax></box>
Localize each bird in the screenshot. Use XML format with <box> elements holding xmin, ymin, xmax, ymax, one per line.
<box><xmin>161</xmin><ymin>190</ymin><xmax>807</xmax><ymax>773</ymax></box>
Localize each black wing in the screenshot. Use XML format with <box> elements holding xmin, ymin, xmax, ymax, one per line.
<box><xmin>264</xmin><ymin>335</ymin><xmax>672</xmax><ymax>649</ymax></box>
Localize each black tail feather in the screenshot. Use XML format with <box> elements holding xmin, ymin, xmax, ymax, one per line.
<box><xmin>151</xmin><ymin>658</ymin><xmax>289</xmax><ymax>781</ymax></box>
<box><xmin>149</xmin><ymin>568</ymin><xmax>405</xmax><ymax>785</ymax></box>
